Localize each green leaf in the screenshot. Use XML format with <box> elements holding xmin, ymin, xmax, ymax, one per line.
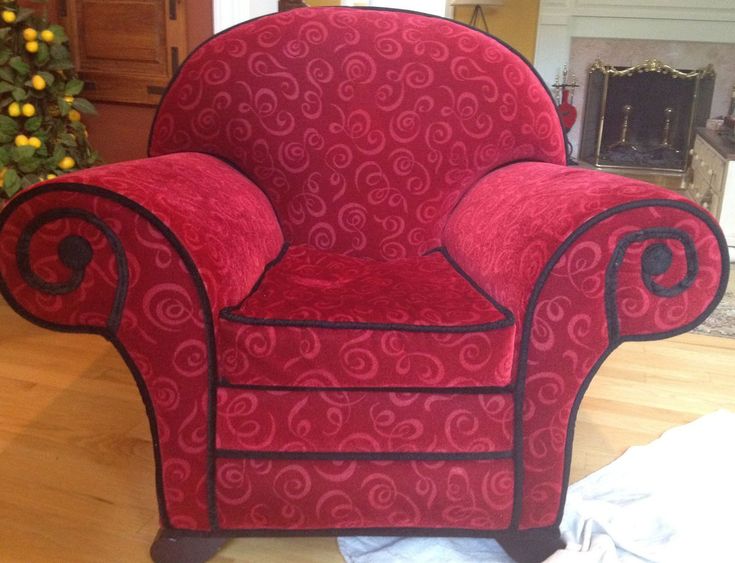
<box><xmin>0</xmin><ymin>115</ymin><xmax>19</xmax><ymax>136</ymax></box>
<box><xmin>11</xmin><ymin>87</ymin><xmax>26</xmax><ymax>102</ymax></box>
<box><xmin>25</xmin><ymin>115</ymin><xmax>42</xmax><ymax>132</ymax></box>
<box><xmin>9</xmin><ymin>57</ymin><xmax>30</xmax><ymax>77</ymax></box>
<box><xmin>46</xmin><ymin>59</ymin><xmax>75</xmax><ymax>72</ymax></box>
<box><xmin>51</xmin><ymin>144</ymin><xmax>65</xmax><ymax>164</ymax></box>
<box><xmin>0</xmin><ymin>82</ymin><xmax>14</xmax><ymax>95</ymax></box>
<box><xmin>65</xmin><ymin>79</ymin><xmax>84</xmax><ymax>97</ymax></box>
<box><xmin>0</xmin><ymin>48</ymin><xmax>11</xmax><ymax>66</ymax></box>
<box><xmin>16</xmin><ymin>8</ymin><xmax>34</xmax><ymax>24</ymax></box>
<box><xmin>59</xmin><ymin>133</ymin><xmax>76</xmax><ymax>147</ymax></box>
<box><xmin>35</xmin><ymin>42</ymin><xmax>50</xmax><ymax>66</ymax></box>
<box><xmin>2</xmin><ymin>168</ymin><xmax>21</xmax><ymax>198</ymax></box>
<box><xmin>57</xmin><ymin>97</ymin><xmax>70</xmax><ymax>116</ymax></box>
<box><xmin>0</xmin><ymin>145</ymin><xmax>9</xmax><ymax>166</ymax></box>
<box><xmin>48</xmin><ymin>24</ymin><xmax>68</xmax><ymax>44</ymax></box>
<box><xmin>0</xmin><ymin>68</ymin><xmax>13</xmax><ymax>83</ymax></box>
<box><xmin>49</xmin><ymin>43</ymin><xmax>70</xmax><ymax>61</ymax></box>
<box><xmin>39</xmin><ymin>71</ymin><xmax>55</xmax><ymax>87</ymax></box>
<box><xmin>12</xmin><ymin>146</ymin><xmax>37</xmax><ymax>161</ymax></box>
<box><xmin>17</xmin><ymin>156</ymin><xmax>41</xmax><ymax>174</ymax></box>
<box><xmin>72</xmin><ymin>97</ymin><xmax>97</xmax><ymax>115</ymax></box>
<box><xmin>0</xmin><ymin>28</ymin><xmax>11</xmax><ymax>41</ymax></box>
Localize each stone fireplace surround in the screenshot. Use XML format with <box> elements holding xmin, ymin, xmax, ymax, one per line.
<box><xmin>569</xmin><ymin>38</ymin><xmax>735</xmax><ymax>162</ymax></box>
<box><xmin>535</xmin><ymin>0</ymin><xmax>735</xmax><ymax>161</ymax></box>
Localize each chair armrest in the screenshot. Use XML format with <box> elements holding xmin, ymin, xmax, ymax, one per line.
<box><xmin>1</xmin><ymin>152</ymin><xmax>283</xmax><ymax>326</ymax></box>
<box><xmin>0</xmin><ymin>152</ymin><xmax>283</xmax><ymax>531</ymax></box>
<box><xmin>443</xmin><ymin>161</ymin><xmax>728</xmax><ymax>530</ymax></box>
<box><xmin>443</xmin><ymin>161</ymin><xmax>728</xmax><ymax>335</ymax></box>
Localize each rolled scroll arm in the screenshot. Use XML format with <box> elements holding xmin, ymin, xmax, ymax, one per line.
<box><xmin>0</xmin><ymin>153</ymin><xmax>284</xmax><ymax>532</ymax></box>
<box><xmin>443</xmin><ymin>161</ymin><xmax>729</xmax><ymax>530</ymax></box>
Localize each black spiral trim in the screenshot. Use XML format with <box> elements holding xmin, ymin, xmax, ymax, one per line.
<box><xmin>16</xmin><ymin>207</ymin><xmax>128</xmax><ymax>334</ymax></box>
<box><xmin>605</xmin><ymin>227</ymin><xmax>697</xmax><ymax>342</ymax></box>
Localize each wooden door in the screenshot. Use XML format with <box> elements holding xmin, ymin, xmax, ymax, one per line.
<box><xmin>61</xmin><ymin>0</ymin><xmax>187</xmax><ymax>105</ymax></box>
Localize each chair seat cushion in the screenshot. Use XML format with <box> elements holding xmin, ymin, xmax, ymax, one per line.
<box><xmin>218</xmin><ymin>245</ymin><xmax>516</xmax><ymax>389</ymax></box>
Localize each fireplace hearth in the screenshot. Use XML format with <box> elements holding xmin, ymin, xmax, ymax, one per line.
<box><xmin>579</xmin><ymin>59</ymin><xmax>715</xmax><ymax>173</ymax></box>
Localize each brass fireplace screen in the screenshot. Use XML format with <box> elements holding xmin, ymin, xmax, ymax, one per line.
<box><xmin>579</xmin><ymin>59</ymin><xmax>715</xmax><ymax>172</ymax></box>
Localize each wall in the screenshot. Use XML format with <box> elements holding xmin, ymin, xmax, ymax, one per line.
<box><xmin>453</xmin><ymin>0</ymin><xmax>540</xmax><ymax>62</ymax></box>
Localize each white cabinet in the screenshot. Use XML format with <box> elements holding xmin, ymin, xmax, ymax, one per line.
<box><xmin>687</xmin><ymin>129</ymin><xmax>735</xmax><ymax>261</ymax></box>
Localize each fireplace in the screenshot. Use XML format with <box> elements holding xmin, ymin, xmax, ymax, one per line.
<box><xmin>579</xmin><ymin>59</ymin><xmax>715</xmax><ymax>173</ymax></box>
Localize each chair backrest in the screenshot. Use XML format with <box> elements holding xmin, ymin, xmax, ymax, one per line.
<box><xmin>149</xmin><ymin>7</ymin><xmax>566</xmax><ymax>259</ymax></box>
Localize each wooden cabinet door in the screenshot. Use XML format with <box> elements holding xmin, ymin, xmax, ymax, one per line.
<box><xmin>61</xmin><ymin>0</ymin><xmax>187</xmax><ymax>105</ymax></box>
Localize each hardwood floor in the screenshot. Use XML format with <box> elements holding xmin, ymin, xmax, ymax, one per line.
<box><xmin>1</xmin><ymin>298</ymin><xmax>734</xmax><ymax>562</ymax></box>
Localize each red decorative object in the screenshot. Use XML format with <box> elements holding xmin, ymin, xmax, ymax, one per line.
<box><xmin>553</xmin><ymin>65</ymin><xmax>579</xmax><ymax>132</ymax></box>
<box><xmin>0</xmin><ymin>8</ymin><xmax>728</xmax><ymax>563</ymax></box>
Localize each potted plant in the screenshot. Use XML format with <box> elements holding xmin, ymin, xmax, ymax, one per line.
<box><xmin>0</xmin><ymin>0</ymin><xmax>98</xmax><ymax>201</ymax></box>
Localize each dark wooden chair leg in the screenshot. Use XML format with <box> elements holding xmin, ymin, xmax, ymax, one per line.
<box><xmin>496</xmin><ymin>526</ymin><xmax>565</xmax><ymax>563</ymax></box>
<box><xmin>150</xmin><ymin>529</ymin><xmax>228</xmax><ymax>563</ymax></box>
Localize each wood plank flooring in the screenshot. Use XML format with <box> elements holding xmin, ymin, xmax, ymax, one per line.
<box><xmin>1</xmin><ymin>298</ymin><xmax>734</xmax><ymax>562</ymax></box>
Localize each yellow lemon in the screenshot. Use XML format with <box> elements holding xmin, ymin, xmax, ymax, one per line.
<box><xmin>28</xmin><ymin>136</ymin><xmax>42</xmax><ymax>149</ymax></box>
<box><xmin>40</xmin><ymin>29</ymin><xmax>55</xmax><ymax>43</ymax></box>
<box><xmin>1</xmin><ymin>10</ymin><xmax>16</xmax><ymax>24</ymax></box>
<box><xmin>68</xmin><ymin>109</ymin><xmax>81</xmax><ymax>122</ymax></box>
<box><xmin>25</xmin><ymin>40</ymin><xmax>39</xmax><ymax>53</ymax></box>
<box><xmin>21</xmin><ymin>103</ymin><xmax>36</xmax><ymax>117</ymax></box>
<box><xmin>31</xmin><ymin>74</ymin><xmax>46</xmax><ymax>90</ymax></box>
<box><xmin>46</xmin><ymin>173</ymin><xmax>57</xmax><ymax>180</ymax></box>
<box><xmin>22</xmin><ymin>28</ymin><xmax>37</xmax><ymax>41</ymax></box>
<box><xmin>7</xmin><ymin>102</ymin><xmax>20</xmax><ymax>117</ymax></box>
<box><xmin>14</xmin><ymin>134</ymin><xmax>29</xmax><ymax>147</ymax></box>
<box><xmin>59</xmin><ymin>156</ymin><xmax>76</xmax><ymax>170</ymax></box>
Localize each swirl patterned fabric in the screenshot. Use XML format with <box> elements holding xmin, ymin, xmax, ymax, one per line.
<box><xmin>218</xmin><ymin>244</ymin><xmax>515</xmax><ymax>388</ymax></box>
<box><xmin>0</xmin><ymin>6</ymin><xmax>729</xmax><ymax>559</ymax></box>
<box><xmin>216</xmin><ymin>458</ymin><xmax>514</xmax><ymax>530</ymax></box>
<box><xmin>216</xmin><ymin>388</ymin><xmax>514</xmax><ymax>454</ymax></box>
<box><xmin>149</xmin><ymin>7</ymin><xmax>566</xmax><ymax>260</ymax></box>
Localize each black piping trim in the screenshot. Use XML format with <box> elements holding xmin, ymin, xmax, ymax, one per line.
<box><xmin>0</xmin><ymin>182</ymin><xmax>224</xmax><ymax>532</ymax></box>
<box><xmin>15</xmin><ymin>208</ymin><xmax>128</xmax><ymax>334</ymax></box>
<box><xmin>219</xmin><ymin>312</ymin><xmax>512</xmax><ymax>333</ymax></box>
<box><xmin>219</xmin><ymin>245</ymin><xmax>514</xmax><ymax>334</ymax></box>
<box><xmin>230</xmin><ymin>241</ymin><xmax>290</xmax><ymax>310</ymax></box>
<box><xmin>510</xmin><ymin>197</ymin><xmax>729</xmax><ymax>530</ymax></box>
<box><xmin>216</xmin><ymin>450</ymin><xmax>512</xmax><ymax>462</ymax></box>
<box><xmin>605</xmin><ymin>227</ymin><xmax>698</xmax><ymax>343</ymax></box>
<box><xmin>156</xmin><ymin>524</ymin><xmax>561</xmax><ymax>539</ymax></box>
<box><xmin>147</xmin><ymin>6</ymin><xmax>568</xmax><ymax>163</ymax></box>
<box><xmin>217</xmin><ymin>380</ymin><xmax>514</xmax><ymax>395</ymax></box>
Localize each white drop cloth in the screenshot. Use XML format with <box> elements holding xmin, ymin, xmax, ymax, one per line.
<box><xmin>338</xmin><ymin>410</ymin><xmax>735</xmax><ymax>563</ymax></box>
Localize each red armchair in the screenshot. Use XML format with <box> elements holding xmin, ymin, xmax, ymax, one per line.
<box><xmin>0</xmin><ymin>7</ymin><xmax>728</xmax><ymax>563</ymax></box>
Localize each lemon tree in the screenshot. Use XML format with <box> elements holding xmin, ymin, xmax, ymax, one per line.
<box><xmin>0</xmin><ymin>0</ymin><xmax>99</xmax><ymax>200</ymax></box>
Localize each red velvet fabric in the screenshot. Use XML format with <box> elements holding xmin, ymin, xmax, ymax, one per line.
<box><xmin>150</xmin><ymin>7</ymin><xmax>566</xmax><ymax>260</ymax></box>
<box><xmin>218</xmin><ymin>244</ymin><xmax>516</xmax><ymax>388</ymax></box>
<box><xmin>216</xmin><ymin>388</ymin><xmax>514</xmax><ymax>453</ymax></box>
<box><xmin>216</xmin><ymin>458</ymin><xmax>514</xmax><ymax>530</ymax></box>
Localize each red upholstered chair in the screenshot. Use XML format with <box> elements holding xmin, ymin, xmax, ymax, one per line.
<box><xmin>0</xmin><ymin>7</ymin><xmax>728</xmax><ymax>563</ymax></box>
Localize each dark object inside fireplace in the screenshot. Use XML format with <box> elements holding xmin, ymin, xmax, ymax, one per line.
<box><xmin>580</xmin><ymin>59</ymin><xmax>715</xmax><ymax>172</ymax></box>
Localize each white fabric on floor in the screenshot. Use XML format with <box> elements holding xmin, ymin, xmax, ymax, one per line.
<box><xmin>338</xmin><ymin>410</ymin><xmax>735</xmax><ymax>563</ymax></box>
